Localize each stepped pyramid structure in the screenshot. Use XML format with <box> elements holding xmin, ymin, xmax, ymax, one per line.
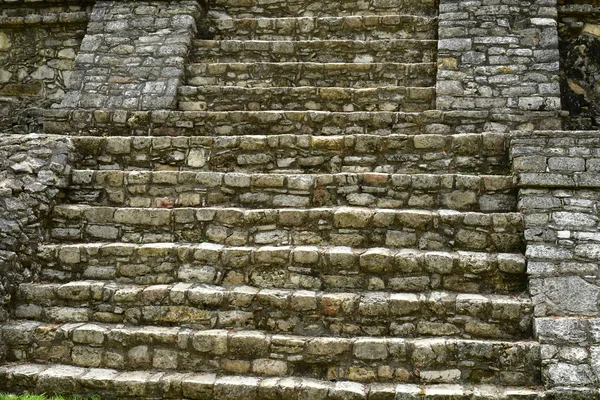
<box><xmin>1</xmin><ymin>0</ymin><xmax>600</xmax><ymax>398</ymax></box>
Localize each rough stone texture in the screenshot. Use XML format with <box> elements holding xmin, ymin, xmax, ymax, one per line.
<box><xmin>44</xmin><ymin>108</ymin><xmax>565</xmax><ymax>137</ymax></box>
<box><xmin>178</xmin><ymin>85</ymin><xmax>436</xmax><ymax>112</ymax></box>
<box><xmin>13</xmin><ymin>281</ymin><xmax>533</xmax><ymax>340</ymax></box>
<box><xmin>4</xmin><ymin>0</ymin><xmax>595</xmax><ymax>398</ymax></box>
<box><xmin>558</xmin><ymin>2</ymin><xmax>600</xmax><ymax>129</ymax></box>
<box><xmin>67</xmin><ymin>133</ymin><xmax>510</xmax><ymax>175</ymax></box>
<box><xmin>2</xmin><ymin>321</ymin><xmax>541</xmax><ymax>386</ymax></box>
<box><xmin>0</xmin><ymin>363</ymin><xmax>548</xmax><ymax>400</ymax></box>
<box><xmin>0</xmin><ymin>135</ymin><xmax>71</xmax><ymax>327</ymax></box>
<box><xmin>190</xmin><ymin>39</ymin><xmax>437</xmax><ymax>64</ymax></box>
<box><xmin>197</xmin><ymin>15</ymin><xmax>438</xmax><ymax>41</ymax></box>
<box><xmin>437</xmin><ymin>0</ymin><xmax>564</xmax><ymax>131</ymax></box>
<box><xmin>64</xmin><ymin>171</ymin><xmax>516</xmax><ymax>211</ymax></box>
<box><xmin>36</xmin><ymin>243</ymin><xmax>527</xmax><ymax>295</ymax></box>
<box><xmin>511</xmin><ymin>130</ymin><xmax>600</xmax><ymax>392</ymax></box>
<box><xmin>48</xmin><ymin>205</ymin><xmax>524</xmax><ymax>252</ymax></box>
<box><xmin>59</xmin><ymin>1</ymin><xmax>202</xmax><ymax>111</ymax></box>
<box><xmin>0</xmin><ymin>3</ymin><xmax>91</xmax><ymax>132</ymax></box>
<box><xmin>205</xmin><ymin>0</ymin><xmax>438</xmax><ymax>18</ymax></box>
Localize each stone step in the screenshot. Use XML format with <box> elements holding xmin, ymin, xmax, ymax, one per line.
<box><xmin>177</xmin><ymin>86</ymin><xmax>435</xmax><ymax>112</ymax></box>
<box><xmin>37</xmin><ymin>243</ymin><xmax>527</xmax><ymax>294</ymax></box>
<box><xmin>198</xmin><ymin>15</ymin><xmax>438</xmax><ymax>41</ymax></box>
<box><xmin>43</xmin><ymin>108</ymin><xmax>566</xmax><ymax>137</ymax></box>
<box><xmin>2</xmin><ymin>321</ymin><xmax>540</xmax><ymax>385</ymax></box>
<box><xmin>14</xmin><ymin>281</ymin><xmax>533</xmax><ymax>340</ymax></box>
<box><xmin>49</xmin><ymin>206</ymin><xmax>523</xmax><ymax>252</ymax></box>
<box><xmin>69</xmin><ymin>133</ymin><xmax>509</xmax><ymax>175</ymax></box>
<box><xmin>190</xmin><ymin>39</ymin><xmax>437</xmax><ymax>64</ymax></box>
<box><xmin>65</xmin><ymin>170</ymin><xmax>516</xmax><ymax>211</ymax></box>
<box><xmin>186</xmin><ymin>63</ymin><xmax>436</xmax><ymax>88</ymax></box>
<box><xmin>77</xmin><ymin>110</ymin><xmax>454</xmax><ymax>138</ymax></box>
<box><xmin>0</xmin><ymin>362</ymin><xmax>547</xmax><ymax>400</ymax></box>
<box><xmin>207</xmin><ymin>0</ymin><xmax>438</xmax><ymax>18</ymax></box>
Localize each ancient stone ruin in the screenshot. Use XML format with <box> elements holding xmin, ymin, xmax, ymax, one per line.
<box><xmin>0</xmin><ymin>0</ymin><xmax>599</xmax><ymax>398</ymax></box>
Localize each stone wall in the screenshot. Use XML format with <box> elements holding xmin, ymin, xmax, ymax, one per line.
<box><xmin>437</xmin><ymin>0</ymin><xmax>564</xmax><ymax>132</ymax></box>
<box><xmin>0</xmin><ymin>135</ymin><xmax>71</xmax><ymax>361</ymax></box>
<box><xmin>60</xmin><ymin>0</ymin><xmax>202</xmax><ymax>111</ymax></box>
<box><xmin>511</xmin><ymin>130</ymin><xmax>600</xmax><ymax>396</ymax></box>
<box><xmin>0</xmin><ymin>3</ymin><xmax>92</xmax><ymax>132</ymax></box>
<box><xmin>558</xmin><ymin>1</ymin><xmax>600</xmax><ymax>130</ymax></box>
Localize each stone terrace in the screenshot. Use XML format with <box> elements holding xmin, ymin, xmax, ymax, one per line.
<box><xmin>1</xmin><ymin>0</ymin><xmax>599</xmax><ymax>399</ymax></box>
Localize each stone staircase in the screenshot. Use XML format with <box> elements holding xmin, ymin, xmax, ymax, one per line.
<box><xmin>0</xmin><ymin>0</ymin><xmax>544</xmax><ymax>398</ymax></box>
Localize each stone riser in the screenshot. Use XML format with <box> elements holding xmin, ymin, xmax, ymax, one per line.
<box><xmin>43</xmin><ymin>108</ymin><xmax>565</xmax><ymax>137</ymax></box>
<box><xmin>186</xmin><ymin>63</ymin><xmax>436</xmax><ymax>88</ymax></box>
<box><xmin>37</xmin><ymin>244</ymin><xmax>527</xmax><ymax>294</ymax></box>
<box><xmin>199</xmin><ymin>15</ymin><xmax>438</xmax><ymax>41</ymax></box>
<box><xmin>207</xmin><ymin>0</ymin><xmax>438</xmax><ymax>18</ymax></box>
<box><xmin>15</xmin><ymin>282</ymin><xmax>532</xmax><ymax>340</ymax></box>
<box><xmin>49</xmin><ymin>206</ymin><xmax>523</xmax><ymax>252</ymax></box>
<box><xmin>191</xmin><ymin>40</ymin><xmax>437</xmax><ymax>64</ymax></box>
<box><xmin>2</xmin><ymin>322</ymin><xmax>540</xmax><ymax>385</ymax></box>
<box><xmin>65</xmin><ymin>171</ymin><xmax>515</xmax><ymax>211</ymax></box>
<box><xmin>0</xmin><ymin>363</ymin><xmax>547</xmax><ymax>400</ymax></box>
<box><xmin>68</xmin><ymin>133</ymin><xmax>510</xmax><ymax>175</ymax></box>
<box><xmin>48</xmin><ymin>110</ymin><xmax>438</xmax><ymax>137</ymax></box>
<box><xmin>178</xmin><ymin>85</ymin><xmax>435</xmax><ymax>113</ymax></box>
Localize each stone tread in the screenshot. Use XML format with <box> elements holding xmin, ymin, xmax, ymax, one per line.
<box><xmin>68</xmin><ymin>133</ymin><xmax>510</xmax><ymax>175</ymax></box>
<box><xmin>49</xmin><ymin>205</ymin><xmax>524</xmax><ymax>252</ymax></box>
<box><xmin>0</xmin><ymin>362</ymin><xmax>547</xmax><ymax>400</ymax></box>
<box><xmin>190</xmin><ymin>39</ymin><xmax>437</xmax><ymax>63</ymax></box>
<box><xmin>198</xmin><ymin>15</ymin><xmax>438</xmax><ymax>41</ymax></box>
<box><xmin>37</xmin><ymin>243</ymin><xmax>527</xmax><ymax>294</ymax></box>
<box><xmin>2</xmin><ymin>321</ymin><xmax>541</xmax><ymax>385</ymax></box>
<box><xmin>186</xmin><ymin>63</ymin><xmax>436</xmax><ymax>88</ymax></box>
<box><xmin>66</xmin><ymin>170</ymin><xmax>515</xmax><ymax>211</ymax></box>
<box><xmin>177</xmin><ymin>85</ymin><xmax>436</xmax><ymax>112</ymax></box>
<box><xmin>15</xmin><ymin>281</ymin><xmax>533</xmax><ymax>339</ymax></box>
<box><xmin>207</xmin><ymin>0</ymin><xmax>438</xmax><ymax>18</ymax></box>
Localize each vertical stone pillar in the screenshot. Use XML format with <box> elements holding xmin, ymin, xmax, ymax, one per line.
<box><xmin>60</xmin><ymin>0</ymin><xmax>202</xmax><ymax>111</ymax></box>
<box><xmin>437</xmin><ymin>0</ymin><xmax>563</xmax><ymax>131</ymax></box>
<box><xmin>511</xmin><ymin>130</ymin><xmax>600</xmax><ymax>397</ymax></box>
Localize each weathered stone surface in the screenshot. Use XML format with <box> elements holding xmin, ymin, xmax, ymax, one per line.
<box><xmin>559</xmin><ymin>7</ymin><xmax>600</xmax><ymax>130</ymax></box>
<box><xmin>436</xmin><ymin>0</ymin><xmax>563</xmax><ymax>126</ymax></box>
<box><xmin>1</xmin><ymin>320</ymin><xmax>541</xmax><ymax>385</ymax></box>
<box><xmin>514</xmin><ymin>130</ymin><xmax>600</xmax><ymax>393</ymax></box>
<box><xmin>0</xmin><ymin>5</ymin><xmax>89</xmax><ymax>131</ymax></box>
<box><xmin>0</xmin><ymin>135</ymin><xmax>71</xmax><ymax>324</ymax></box>
<box><xmin>0</xmin><ymin>0</ymin><xmax>572</xmax><ymax>396</ymax></box>
<box><xmin>64</xmin><ymin>132</ymin><xmax>511</xmax><ymax>175</ymax></box>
